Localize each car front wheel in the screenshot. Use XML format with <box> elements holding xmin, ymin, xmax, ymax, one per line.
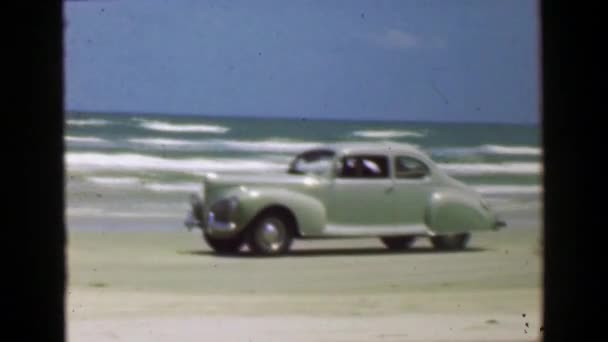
<box><xmin>246</xmin><ymin>213</ymin><xmax>294</xmax><ymax>256</ymax></box>
<box><xmin>430</xmin><ymin>232</ymin><xmax>470</xmax><ymax>251</ymax></box>
<box><xmin>380</xmin><ymin>236</ymin><xmax>416</xmax><ymax>250</ymax></box>
<box><xmin>203</xmin><ymin>233</ymin><xmax>244</xmax><ymax>254</ymax></box>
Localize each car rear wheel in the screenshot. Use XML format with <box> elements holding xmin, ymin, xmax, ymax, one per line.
<box><xmin>380</xmin><ymin>236</ymin><xmax>416</xmax><ymax>250</ymax></box>
<box><xmin>203</xmin><ymin>233</ymin><xmax>244</xmax><ymax>254</ymax></box>
<box><xmin>246</xmin><ymin>214</ymin><xmax>294</xmax><ymax>256</ymax></box>
<box><xmin>430</xmin><ymin>232</ymin><xmax>470</xmax><ymax>251</ymax></box>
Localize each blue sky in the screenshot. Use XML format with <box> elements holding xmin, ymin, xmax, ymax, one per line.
<box><xmin>64</xmin><ymin>0</ymin><xmax>540</xmax><ymax>124</ymax></box>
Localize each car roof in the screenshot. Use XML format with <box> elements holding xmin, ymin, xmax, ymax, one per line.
<box><xmin>322</xmin><ymin>142</ymin><xmax>429</xmax><ymax>158</ymax></box>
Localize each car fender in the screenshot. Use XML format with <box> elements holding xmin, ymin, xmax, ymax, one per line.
<box><xmin>425</xmin><ymin>188</ymin><xmax>495</xmax><ymax>234</ymax></box>
<box><xmin>226</xmin><ymin>187</ymin><xmax>327</xmax><ymax>237</ymax></box>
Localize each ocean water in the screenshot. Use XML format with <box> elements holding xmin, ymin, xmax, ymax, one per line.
<box><xmin>65</xmin><ymin>112</ymin><xmax>542</xmax><ymax>230</ymax></box>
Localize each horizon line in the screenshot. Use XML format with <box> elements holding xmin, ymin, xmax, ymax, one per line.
<box><xmin>65</xmin><ymin>109</ymin><xmax>540</xmax><ymax>126</ymax></box>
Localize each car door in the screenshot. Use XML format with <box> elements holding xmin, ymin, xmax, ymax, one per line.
<box><xmin>327</xmin><ymin>154</ymin><xmax>397</xmax><ymax>228</ymax></box>
<box><xmin>391</xmin><ymin>155</ymin><xmax>433</xmax><ymax>226</ymax></box>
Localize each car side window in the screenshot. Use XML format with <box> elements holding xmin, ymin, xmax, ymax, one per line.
<box><xmin>395</xmin><ymin>156</ymin><xmax>429</xmax><ymax>179</ymax></box>
<box><xmin>338</xmin><ymin>155</ymin><xmax>389</xmax><ymax>178</ymax></box>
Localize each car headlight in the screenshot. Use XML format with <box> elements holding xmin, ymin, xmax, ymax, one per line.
<box><xmin>210</xmin><ymin>196</ymin><xmax>239</xmax><ymax>222</ymax></box>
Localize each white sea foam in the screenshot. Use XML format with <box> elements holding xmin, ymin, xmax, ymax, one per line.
<box><xmin>85</xmin><ymin>176</ymin><xmax>200</xmax><ymax>193</ymax></box>
<box><xmin>128</xmin><ymin>138</ymin><xmax>322</xmax><ymax>153</ymax></box>
<box><xmin>143</xmin><ymin>182</ymin><xmax>201</xmax><ymax>193</ymax></box>
<box><xmin>128</xmin><ymin>138</ymin><xmax>200</xmax><ymax>147</ymax></box>
<box><xmin>438</xmin><ymin>162</ymin><xmax>542</xmax><ymax>175</ymax></box>
<box><xmin>66</xmin><ymin>207</ymin><xmax>179</xmax><ymax>218</ymax></box>
<box><xmin>65</xmin><ymin>136</ymin><xmax>109</xmax><ymax>144</ymax></box>
<box><xmin>473</xmin><ymin>185</ymin><xmax>542</xmax><ymax>195</ymax></box>
<box><xmin>352</xmin><ymin>130</ymin><xmax>426</xmax><ymax>139</ymax></box>
<box><xmin>482</xmin><ymin>145</ymin><xmax>541</xmax><ymax>156</ymax></box>
<box><xmin>219</xmin><ymin>140</ymin><xmax>321</xmax><ymax>153</ymax></box>
<box><xmin>137</xmin><ymin>119</ymin><xmax>229</xmax><ymax>133</ymax></box>
<box><xmin>87</xmin><ymin>177</ymin><xmax>141</xmax><ymax>186</ymax></box>
<box><xmin>66</xmin><ymin>153</ymin><xmax>285</xmax><ymax>174</ymax></box>
<box><xmin>67</xmin><ymin>119</ymin><xmax>110</xmax><ymax>126</ymax></box>
<box><xmin>432</xmin><ymin>145</ymin><xmax>541</xmax><ymax>157</ymax></box>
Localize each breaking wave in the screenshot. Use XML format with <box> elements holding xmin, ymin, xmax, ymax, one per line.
<box><xmin>87</xmin><ymin>177</ymin><xmax>141</xmax><ymax>186</ymax></box>
<box><xmin>66</xmin><ymin>152</ymin><xmax>285</xmax><ymax>174</ymax></box>
<box><xmin>65</xmin><ymin>136</ymin><xmax>109</xmax><ymax>144</ymax></box>
<box><xmin>352</xmin><ymin>130</ymin><xmax>426</xmax><ymax>139</ymax></box>
<box><xmin>136</xmin><ymin>119</ymin><xmax>229</xmax><ymax>133</ymax></box>
<box><xmin>438</xmin><ymin>162</ymin><xmax>541</xmax><ymax>175</ymax></box>
<box><xmin>67</xmin><ymin>119</ymin><xmax>110</xmax><ymax>126</ymax></box>
<box><xmin>431</xmin><ymin>145</ymin><xmax>541</xmax><ymax>157</ymax></box>
<box><xmin>143</xmin><ymin>182</ymin><xmax>201</xmax><ymax>193</ymax></box>
<box><xmin>128</xmin><ymin>138</ymin><xmax>322</xmax><ymax>153</ymax></box>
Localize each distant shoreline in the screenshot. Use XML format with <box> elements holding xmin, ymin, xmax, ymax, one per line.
<box><xmin>65</xmin><ymin>110</ymin><xmax>540</xmax><ymax>127</ymax></box>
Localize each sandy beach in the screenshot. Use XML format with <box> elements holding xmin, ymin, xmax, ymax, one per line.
<box><xmin>62</xmin><ymin>3</ymin><xmax>543</xmax><ymax>339</ymax></box>
<box><xmin>66</xmin><ymin>215</ymin><xmax>542</xmax><ymax>342</ymax></box>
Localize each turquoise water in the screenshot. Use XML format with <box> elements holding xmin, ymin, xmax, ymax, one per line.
<box><xmin>65</xmin><ymin>112</ymin><xmax>542</xmax><ymax>227</ymax></box>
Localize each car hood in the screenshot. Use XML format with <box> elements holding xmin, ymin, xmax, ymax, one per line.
<box><xmin>204</xmin><ymin>173</ymin><xmax>318</xmax><ymax>186</ymax></box>
<box><xmin>202</xmin><ymin>172</ymin><xmax>324</xmax><ymax>199</ymax></box>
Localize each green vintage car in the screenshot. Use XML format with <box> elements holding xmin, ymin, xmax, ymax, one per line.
<box><xmin>184</xmin><ymin>142</ymin><xmax>506</xmax><ymax>256</ymax></box>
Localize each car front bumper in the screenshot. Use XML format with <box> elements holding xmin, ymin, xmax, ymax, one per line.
<box><xmin>184</xmin><ymin>209</ymin><xmax>237</xmax><ymax>235</ymax></box>
<box><xmin>184</xmin><ymin>209</ymin><xmax>201</xmax><ymax>230</ymax></box>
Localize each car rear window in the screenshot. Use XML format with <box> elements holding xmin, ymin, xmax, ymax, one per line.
<box><xmin>394</xmin><ymin>156</ymin><xmax>429</xmax><ymax>179</ymax></box>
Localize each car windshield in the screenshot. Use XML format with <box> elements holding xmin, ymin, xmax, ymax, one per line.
<box><xmin>288</xmin><ymin>149</ymin><xmax>336</xmax><ymax>175</ymax></box>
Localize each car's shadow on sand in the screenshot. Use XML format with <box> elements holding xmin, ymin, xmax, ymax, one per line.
<box><xmin>178</xmin><ymin>246</ymin><xmax>488</xmax><ymax>258</ymax></box>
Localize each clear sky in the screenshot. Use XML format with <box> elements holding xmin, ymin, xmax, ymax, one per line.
<box><xmin>64</xmin><ymin>0</ymin><xmax>540</xmax><ymax>124</ymax></box>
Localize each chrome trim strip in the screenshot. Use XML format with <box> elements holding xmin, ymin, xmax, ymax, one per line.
<box><xmin>324</xmin><ymin>223</ymin><xmax>430</xmax><ymax>237</ymax></box>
